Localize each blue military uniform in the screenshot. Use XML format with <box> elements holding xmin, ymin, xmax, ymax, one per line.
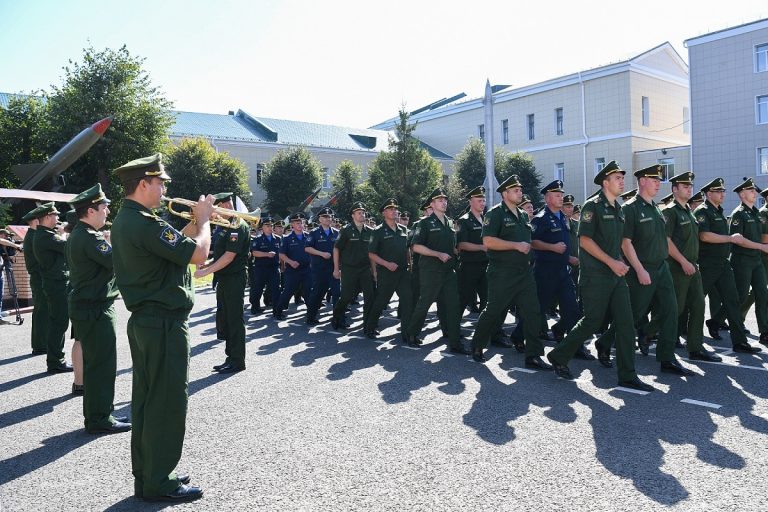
<box><xmin>305</xmin><ymin>207</ymin><xmax>340</xmax><ymax>324</ymax></box>
<box><xmin>275</xmin><ymin>213</ymin><xmax>312</xmax><ymax>319</ymax></box>
<box><xmin>249</xmin><ymin>219</ymin><xmax>281</xmax><ymax>315</ymax></box>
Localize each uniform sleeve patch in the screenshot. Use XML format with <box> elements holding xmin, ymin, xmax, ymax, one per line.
<box><xmin>96</xmin><ymin>240</ymin><xmax>112</xmax><ymax>255</ymax></box>
<box><xmin>483</xmin><ymin>217</ymin><xmax>490</xmax><ymax>226</ymax></box>
<box><xmin>582</xmin><ymin>211</ymin><xmax>593</xmax><ymax>222</ymax></box>
<box><xmin>229</xmin><ymin>232</ymin><xmax>239</xmax><ymax>242</ymax></box>
<box><xmin>732</xmin><ymin>218</ymin><xmax>740</xmax><ymax>226</ymax></box>
<box><xmin>160</xmin><ymin>226</ymin><xmax>181</xmax><ymax>248</ymax></box>
<box><xmin>696</xmin><ymin>215</ymin><xmax>705</xmax><ymax>222</ymax></box>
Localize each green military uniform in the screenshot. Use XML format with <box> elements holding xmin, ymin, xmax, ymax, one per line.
<box><xmin>728</xmin><ymin>178</ymin><xmax>768</xmax><ymax>337</ymax></box>
<box><xmin>32</xmin><ymin>203</ymin><xmax>70</xmax><ymax>371</ymax></box>
<box><xmin>22</xmin><ymin>208</ymin><xmax>48</xmax><ymax>354</ymax></box>
<box><xmin>111</xmin><ymin>154</ymin><xmax>199</xmax><ymax>499</ymax></box>
<box><xmin>548</xmin><ymin>162</ymin><xmax>640</xmax><ymax>384</ymax></box>
<box><xmin>661</xmin><ymin>174</ymin><xmax>706</xmax><ymax>354</ymax></box>
<box><xmin>601</xmin><ymin>166</ymin><xmax>677</xmax><ymax>364</ymax></box>
<box><xmin>405</xmin><ymin>189</ymin><xmax>463</xmax><ymax>349</ymax></box>
<box><xmin>332</xmin><ymin>202</ymin><xmax>375</xmax><ymax>328</ymax></box>
<box><xmin>694</xmin><ymin>178</ymin><xmax>754</xmax><ymax>350</ymax></box>
<box><xmin>364</xmin><ymin>198</ymin><xmax>413</xmax><ymax>338</ymax></box>
<box><xmin>211</xmin><ymin>192</ymin><xmax>251</xmax><ymax>371</ymax></box>
<box><xmin>470</xmin><ymin>176</ymin><xmax>543</xmax><ymax>358</ymax></box>
<box><xmin>457</xmin><ymin>186</ymin><xmax>488</xmax><ymax>313</ymax></box>
<box><xmin>65</xmin><ymin>184</ymin><xmax>122</xmax><ymax>432</ymax></box>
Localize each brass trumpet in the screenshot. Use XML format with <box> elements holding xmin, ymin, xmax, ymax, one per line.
<box><xmin>162</xmin><ymin>196</ymin><xmax>261</xmax><ymax>228</ymax></box>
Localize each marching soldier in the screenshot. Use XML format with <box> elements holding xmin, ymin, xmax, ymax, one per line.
<box><xmin>662</xmin><ymin>172</ymin><xmax>721</xmax><ymax>361</ymax></box>
<box><xmin>331</xmin><ymin>202</ymin><xmax>375</xmax><ymax>331</ymax></box>
<box><xmin>32</xmin><ymin>202</ymin><xmax>73</xmax><ymax>373</ymax></box>
<box><xmin>519</xmin><ymin>194</ymin><xmax>534</xmax><ymax>221</ymax></box>
<box><xmin>65</xmin><ymin>184</ymin><xmax>131</xmax><ymax>433</ymax></box>
<box><xmin>547</xmin><ymin>161</ymin><xmax>653</xmax><ymax>391</ymax></box>
<box><xmin>563</xmin><ymin>195</ymin><xmax>580</xmax><ymax>287</ymax></box>
<box><xmin>305</xmin><ymin>207</ymin><xmax>339</xmax><ymax>325</ymax></box>
<box><xmin>195</xmin><ymin>192</ymin><xmax>251</xmax><ymax>374</ymax></box>
<box><xmin>250</xmin><ymin>217</ymin><xmax>281</xmax><ymax>316</ymax></box>
<box><xmin>728</xmin><ymin>178</ymin><xmax>768</xmax><ymax>345</ymax></box>
<box><xmin>695</xmin><ymin>178</ymin><xmax>762</xmax><ymax>353</ymax></box>
<box><xmin>470</xmin><ymin>176</ymin><xmax>549</xmax><ymax>368</ymax></box>
<box><xmin>112</xmin><ymin>153</ymin><xmax>212</xmax><ymax>502</ymax></box>
<box><xmin>275</xmin><ymin>213</ymin><xmax>312</xmax><ymax>320</ymax></box>
<box><xmin>364</xmin><ymin>198</ymin><xmax>413</xmax><ymax>340</ymax></box>
<box><xmin>21</xmin><ymin>206</ymin><xmax>48</xmax><ymax>355</ymax></box>
<box><xmin>457</xmin><ymin>186</ymin><xmax>489</xmax><ymax>315</ymax></box>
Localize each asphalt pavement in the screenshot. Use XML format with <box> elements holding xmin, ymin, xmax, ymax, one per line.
<box><xmin>1</xmin><ymin>288</ymin><xmax>767</xmax><ymax>511</ymax></box>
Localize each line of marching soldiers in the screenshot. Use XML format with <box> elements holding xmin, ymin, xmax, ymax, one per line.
<box><xmin>205</xmin><ymin>161</ymin><xmax>768</xmax><ymax>393</ymax></box>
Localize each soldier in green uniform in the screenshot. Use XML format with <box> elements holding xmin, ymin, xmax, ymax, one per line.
<box><xmin>547</xmin><ymin>161</ymin><xmax>653</xmax><ymax>391</ymax></box>
<box><xmin>112</xmin><ymin>153</ymin><xmax>213</xmax><ymax>502</ymax></box>
<box><xmin>331</xmin><ymin>202</ymin><xmax>375</xmax><ymax>331</ymax></box>
<box><xmin>65</xmin><ymin>184</ymin><xmax>131</xmax><ymax>433</ymax></box>
<box><xmin>22</xmin><ymin>207</ymin><xmax>48</xmax><ymax>355</ymax></box>
<box><xmin>194</xmin><ymin>192</ymin><xmax>251</xmax><ymax>374</ymax></box>
<box><xmin>404</xmin><ymin>188</ymin><xmax>469</xmax><ymax>353</ymax></box>
<box><xmin>457</xmin><ymin>186</ymin><xmax>489</xmax><ymax>315</ymax></box>
<box><xmin>694</xmin><ymin>178</ymin><xmax>762</xmax><ymax>353</ymax></box>
<box><xmin>469</xmin><ymin>176</ymin><xmax>550</xmax><ymax>368</ymax></box>
<box><xmin>605</xmin><ymin>164</ymin><xmax>693</xmax><ymax>375</ymax></box>
<box><xmin>662</xmin><ymin>172</ymin><xmax>721</xmax><ymax>361</ymax></box>
<box><xmin>728</xmin><ymin>178</ymin><xmax>768</xmax><ymax>345</ymax></box>
<box><xmin>32</xmin><ymin>202</ymin><xmax>73</xmax><ymax>373</ymax></box>
<box><xmin>364</xmin><ymin>198</ymin><xmax>412</xmax><ymax>340</ymax></box>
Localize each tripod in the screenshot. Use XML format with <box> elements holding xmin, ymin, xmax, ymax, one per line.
<box><xmin>1</xmin><ymin>257</ymin><xmax>24</xmax><ymax>325</ymax></box>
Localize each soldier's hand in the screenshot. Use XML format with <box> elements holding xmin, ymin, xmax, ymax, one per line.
<box><xmin>516</xmin><ymin>242</ymin><xmax>531</xmax><ymax>255</ymax></box>
<box><xmin>437</xmin><ymin>252</ymin><xmax>452</xmax><ymax>263</ymax></box>
<box><xmin>288</xmin><ymin>260</ymin><xmax>299</xmax><ymax>269</ymax></box>
<box><xmin>761</xmin><ymin>244</ymin><xmax>768</xmax><ymax>254</ymax></box>
<box><xmin>193</xmin><ymin>268</ymin><xmax>207</xmax><ymax>279</ymax></box>
<box><xmin>568</xmin><ymin>256</ymin><xmax>579</xmax><ymax>266</ymax></box>
<box><xmin>333</xmin><ymin>269</ymin><xmax>341</xmax><ymax>279</ymax></box>
<box><xmin>609</xmin><ymin>259</ymin><xmax>630</xmax><ymax>277</ymax></box>
<box><xmin>730</xmin><ymin>233</ymin><xmax>745</xmax><ymax>245</ymax></box>
<box><xmin>268</xmin><ymin>251</ymin><xmax>276</xmax><ymax>257</ymax></box>
<box><xmin>552</xmin><ymin>242</ymin><xmax>567</xmax><ymax>254</ymax></box>
<box><xmin>387</xmin><ymin>262</ymin><xmax>398</xmax><ymax>272</ymax></box>
<box><xmin>193</xmin><ymin>195</ymin><xmax>215</xmax><ymax>224</ymax></box>
<box><xmin>682</xmin><ymin>260</ymin><xmax>697</xmax><ymax>275</ymax></box>
<box><xmin>637</xmin><ymin>268</ymin><xmax>652</xmax><ymax>285</ymax></box>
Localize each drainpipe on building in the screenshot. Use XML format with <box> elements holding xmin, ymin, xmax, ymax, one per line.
<box><xmin>579</xmin><ymin>71</ymin><xmax>590</xmax><ymax>202</ymax></box>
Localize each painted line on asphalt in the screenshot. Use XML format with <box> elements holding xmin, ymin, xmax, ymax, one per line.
<box><xmin>615</xmin><ymin>387</ymin><xmax>651</xmax><ymax>395</ymax></box>
<box><xmin>510</xmin><ymin>367</ymin><xmax>537</xmax><ymax>374</ymax></box>
<box><xmin>681</xmin><ymin>398</ymin><xmax>722</xmax><ymax>409</ymax></box>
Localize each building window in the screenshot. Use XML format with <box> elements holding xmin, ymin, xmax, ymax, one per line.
<box><xmin>683</xmin><ymin>107</ymin><xmax>690</xmax><ymax>134</ymax></box>
<box><xmin>527</xmin><ymin>114</ymin><xmax>535</xmax><ymax>140</ymax></box>
<box><xmin>642</xmin><ymin>96</ymin><xmax>650</xmax><ymax>126</ymax></box>
<box><xmin>594</xmin><ymin>157</ymin><xmax>605</xmax><ymax>175</ymax></box>
<box><xmin>501</xmin><ymin>119</ymin><xmax>509</xmax><ymax>144</ymax></box>
<box><xmin>759</xmin><ymin>147</ymin><xmax>768</xmax><ymax>175</ymax></box>
<box><xmin>256</xmin><ymin>163</ymin><xmax>264</xmax><ymax>185</ymax></box>
<box><xmin>756</xmin><ymin>43</ymin><xmax>768</xmax><ymax>73</ymax></box>
<box><xmin>554</xmin><ymin>163</ymin><xmax>565</xmax><ymax>182</ymax></box>
<box><xmin>478</xmin><ymin>124</ymin><xmax>485</xmax><ymax>141</ymax></box>
<box><xmin>322</xmin><ymin>168</ymin><xmax>330</xmax><ymax>189</ymax></box>
<box><xmin>555</xmin><ymin>108</ymin><xmax>564</xmax><ymax>136</ymax></box>
<box><xmin>758</xmin><ymin>95</ymin><xmax>768</xmax><ymax>124</ymax></box>
<box><xmin>658</xmin><ymin>158</ymin><xmax>674</xmax><ymax>182</ymax></box>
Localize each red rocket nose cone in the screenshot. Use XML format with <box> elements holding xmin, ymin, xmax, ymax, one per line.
<box><xmin>91</xmin><ymin>116</ymin><xmax>113</xmax><ymax>135</ymax></box>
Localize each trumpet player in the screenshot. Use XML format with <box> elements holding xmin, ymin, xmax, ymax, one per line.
<box><xmin>194</xmin><ymin>192</ymin><xmax>251</xmax><ymax>374</ymax></box>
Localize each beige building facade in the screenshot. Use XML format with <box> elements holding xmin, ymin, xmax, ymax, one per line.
<box><xmin>685</xmin><ymin>19</ymin><xmax>768</xmax><ymax>211</ymax></box>
<box><xmin>372</xmin><ymin>43</ymin><xmax>691</xmax><ymax>203</ymax></box>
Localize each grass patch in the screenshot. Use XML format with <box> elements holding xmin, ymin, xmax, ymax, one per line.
<box><xmin>190</xmin><ymin>264</ymin><xmax>214</xmax><ymax>288</ymax></box>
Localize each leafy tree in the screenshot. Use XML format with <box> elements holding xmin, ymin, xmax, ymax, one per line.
<box><xmin>453</xmin><ymin>137</ymin><xmax>487</xmax><ymax>190</ymax></box>
<box><xmin>0</xmin><ymin>95</ymin><xmax>50</xmax><ymax>189</ymax></box>
<box><xmin>162</xmin><ymin>138</ymin><xmax>251</xmax><ymax>227</ymax></box>
<box><xmin>444</xmin><ymin>173</ymin><xmax>468</xmax><ymax>219</ymax></box>
<box><xmin>329</xmin><ymin>160</ymin><xmax>363</xmax><ymax>219</ymax></box>
<box><xmin>261</xmin><ymin>147</ymin><xmax>323</xmax><ymax>218</ymax></box>
<box><xmin>365</xmin><ymin>108</ymin><xmax>443</xmax><ymax>220</ymax></box>
<box><xmin>45</xmin><ymin>45</ymin><xmax>174</xmax><ymax>211</ymax></box>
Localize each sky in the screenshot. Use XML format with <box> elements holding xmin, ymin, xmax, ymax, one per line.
<box><xmin>1</xmin><ymin>0</ymin><xmax>767</xmax><ymax>129</ymax></box>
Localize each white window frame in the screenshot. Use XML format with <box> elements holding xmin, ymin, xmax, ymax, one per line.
<box><xmin>554</xmin><ymin>162</ymin><xmax>565</xmax><ymax>182</ymax></box>
<box><xmin>527</xmin><ymin>114</ymin><xmax>535</xmax><ymax>141</ymax></box>
<box><xmin>756</xmin><ymin>43</ymin><xmax>768</xmax><ymax>73</ymax></box>
<box><xmin>758</xmin><ymin>147</ymin><xmax>768</xmax><ymax>175</ymax></box>
<box><xmin>478</xmin><ymin>124</ymin><xmax>485</xmax><ymax>141</ymax></box>
<box><xmin>658</xmin><ymin>158</ymin><xmax>674</xmax><ymax>182</ymax></box>
<box><xmin>256</xmin><ymin>163</ymin><xmax>265</xmax><ymax>185</ymax></box>
<box><xmin>501</xmin><ymin>119</ymin><xmax>509</xmax><ymax>144</ymax></box>
<box><xmin>757</xmin><ymin>95</ymin><xmax>768</xmax><ymax>125</ymax></box>
<box><xmin>641</xmin><ymin>96</ymin><xmax>650</xmax><ymax>126</ymax></box>
<box><xmin>594</xmin><ymin>157</ymin><xmax>605</xmax><ymax>175</ymax></box>
<box><xmin>555</xmin><ymin>108</ymin><xmax>564</xmax><ymax>136</ymax></box>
